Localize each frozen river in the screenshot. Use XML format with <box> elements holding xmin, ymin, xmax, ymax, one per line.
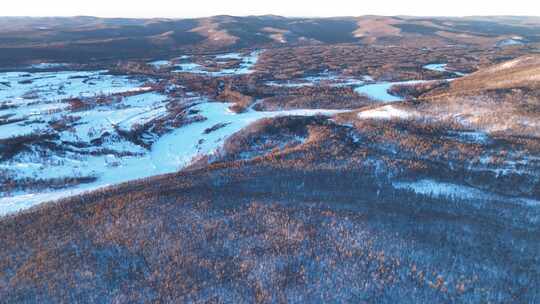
<box><xmin>0</xmin><ymin>54</ymin><xmax>353</xmax><ymax>215</ymax></box>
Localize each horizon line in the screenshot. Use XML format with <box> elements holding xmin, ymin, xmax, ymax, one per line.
<box><xmin>0</xmin><ymin>14</ymin><xmax>539</xmax><ymax>20</ymax></box>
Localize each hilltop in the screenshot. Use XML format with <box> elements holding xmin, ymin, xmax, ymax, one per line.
<box><xmin>417</xmin><ymin>54</ymin><xmax>540</xmax><ymax>135</ymax></box>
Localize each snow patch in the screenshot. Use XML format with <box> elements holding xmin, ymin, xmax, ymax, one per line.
<box><xmin>497</xmin><ymin>39</ymin><xmax>525</xmax><ymax>47</ymax></box>
<box><xmin>423</xmin><ymin>63</ymin><xmax>448</xmax><ymax>72</ymax></box>
<box><xmin>148</xmin><ymin>60</ymin><xmax>171</xmax><ymax>68</ymax></box>
<box><xmin>354</xmin><ymin>80</ymin><xmax>426</xmax><ymax>102</ymax></box>
<box><xmin>394</xmin><ymin>179</ymin><xmax>494</xmax><ymax>200</ymax></box>
<box><xmin>28</xmin><ymin>63</ymin><xmax>72</xmax><ymax>69</ymax></box>
<box><xmin>215</xmin><ymin>53</ymin><xmax>243</xmax><ymax>60</ymax></box>
<box><xmin>394</xmin><ymin>179</ymin><xmax>540</xmax><ymax>206</ymax></box>
<box><xmin>357</xmin><ymin>105</ymin><xmax>412</xmax><ymax>120</ymax></box>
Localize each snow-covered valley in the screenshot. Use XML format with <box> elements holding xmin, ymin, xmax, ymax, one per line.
<box><xmin>2</xmin><ymin>16</ymin><xmax>540</xmax><ymax>303</ymax></box>
<box><xmin>0</xmin><ymin>56</ymin><xmax>537</xmax><ymax>217</ymax></box>
<box><xmin>0</xmin><ymin>67</ymin><xmax>347</xmax><ymax>215</ymax></box>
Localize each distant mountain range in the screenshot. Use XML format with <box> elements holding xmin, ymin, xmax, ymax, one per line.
<box><xmin>0</xmin><ymin>15</ymin><xmax>539</xmax><ymax>65</ymax></box>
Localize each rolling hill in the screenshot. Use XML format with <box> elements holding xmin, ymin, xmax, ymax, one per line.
<box><xmin>1</xmin><ymin>15</ymin><xmax>540</xmax><ymax>303</ymax></box>
<box><xmin>0</xmin><ymin>15</ymin><xmax>539</xmax><ymax>66</ymax></box>
<box><xmin>1</xmin><ymin>54</ymin><xmax>540</xmax><ymax>303</ymax></box>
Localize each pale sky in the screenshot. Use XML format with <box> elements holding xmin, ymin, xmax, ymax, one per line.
<box><xmin>3</xmin><ymin>0</ymin><xmax>540</xmax><ymax>18</ymax></box>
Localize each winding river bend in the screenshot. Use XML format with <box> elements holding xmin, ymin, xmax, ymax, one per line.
<box><xmin>0</xmin><ymin>97</ymin><xmax>346</xmax><ymax>216</ymax></box>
